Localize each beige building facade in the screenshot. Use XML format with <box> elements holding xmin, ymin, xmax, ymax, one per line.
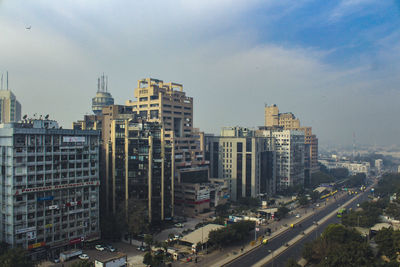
<box><xmin>0</xmin><ymin>90</ymin><xmax>21</xmax><ymax>123</ymax></box>
<box><xmin>264</xmin><ymin>104</ymin><xmax>318</xmax><ymax>184</ymax></box>
<box><xmin>206</xmin><ymin>127</ymin><xmax>276</xmax><ymax>201</ymax></box>
<box><xmin>126</xmin><ymin>78</ymin><xmax>205</xmax><ymax>169</ymax></box>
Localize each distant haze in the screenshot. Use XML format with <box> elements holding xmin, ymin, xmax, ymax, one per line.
<box><xmin>0</xmin><ymin>0</ymin><xmax>399</xmax><ymax>147</ymax></box>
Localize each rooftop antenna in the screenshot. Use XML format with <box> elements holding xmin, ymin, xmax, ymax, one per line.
<box><xmin>352</xmin><ymin>131</ymin><xmax>356</xmax><ymax>160</ymax></box>
<box><xmin>106</xmin><ymin>76</ymin><xmax>108</xmax><ymax>92</ymax></box>
<box><xmin>6</xmin><ymin>71</ymin><xmax>9</xmax><ymax>90</ymax></box>
<box><xmin>97</xmin><ymin>78</ymin><xmax>100</xmax><ymax>92</ymax></box>
<box><xmin>1</xmin><ymin>73</ymin><xmax>3</xmax><ymax>90</ymax></box>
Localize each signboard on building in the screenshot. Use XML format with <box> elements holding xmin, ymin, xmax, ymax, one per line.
<box><xmin>16</xmin><ymin>226</ymin><xmax>36</xmax><ymax>234</ymax></box>
<box><xmin>15</xmin><ymin>181</ymin><xmax>100</xmax><ymax>195</ymax></box>
<box><xmin>28</xmin><ymin>242</ymin><xmax>45</xmax><ymax>250</ymax></box>
<box><xmin>63</xmin><ymin>136</ymin><xmax>85</xmax><ymax>143</ymax></box>
<box><xmin>48</xmin><ymin>205</ymin><xmax>59</xmax><ymax>210</ymax></box>
<box><xmin>37</xmin><ymin>196</ymin><xmax>54</xmax><ymax>201</ymax></box>
<box><xmin>69</xmin><ymin>238</ymin><xmax>82</xmax><ymax>245</ymax></box>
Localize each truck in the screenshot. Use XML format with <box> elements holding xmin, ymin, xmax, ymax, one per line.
<box><xmin>59</xmin><ymin>249</ymin><xmax>82</xmax><ymax>262</ymax></box>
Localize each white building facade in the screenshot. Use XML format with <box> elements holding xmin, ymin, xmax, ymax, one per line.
<box><xmin>0</xmin><ymin>120</ymin><xmax>100</xmax><ymax>260</ymax></box>
<box><xmin>256</xmin><ymin>128</ymin><xmax>305</xmax><ymax>191</ymax></box>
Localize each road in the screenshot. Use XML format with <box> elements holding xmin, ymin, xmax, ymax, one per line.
<box><xmin>226</xmin><ymin>191</ymin><xmax>366</xmax><ymax>267</ymax></box>
<box><xmin>261</xmin><ymin>190</ymin><xmax>370</xmax><ymax>267</ymax></box>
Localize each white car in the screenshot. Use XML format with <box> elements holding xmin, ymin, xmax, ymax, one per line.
<box><xmin>174</xmin><ymin>223</ymin><xmax>184</xmax><ymax>228</ymax></box>
<box><xmin>79</xmin><ymin>254</ymin><xmax>89</xmax><ymax>260</ymax></box>
<box><xmin>95</xmin><ymin>244</ymin><xmax>105</xmax><ymax>251</ymax></box>
<box><xmin>295</xmin><ymin>214</ymin><xmax>301</xmax><ymax>218</ymax></box>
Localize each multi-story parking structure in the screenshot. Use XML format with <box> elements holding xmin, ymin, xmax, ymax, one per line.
<box><xmin>0</xmin><ymin>119</ymin><xmax>100</xmax><ymax>260</ymax></box>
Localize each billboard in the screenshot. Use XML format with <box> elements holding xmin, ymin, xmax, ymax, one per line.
<box><xmin>63</xmin><ymin>136</ymin><xmax>85</xmax><ymax>143</ymax></box>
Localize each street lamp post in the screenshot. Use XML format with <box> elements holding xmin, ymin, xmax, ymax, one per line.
<box><xmin>268</xmin><ymin>249</ymin><xmax>274</xmax><ymax>267</ymax></box>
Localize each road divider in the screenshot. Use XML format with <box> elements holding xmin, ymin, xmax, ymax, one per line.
<box><xmin>252</xmin><ymin>192</ymin><xmax>364</xmax><ymax>267</ymax></box>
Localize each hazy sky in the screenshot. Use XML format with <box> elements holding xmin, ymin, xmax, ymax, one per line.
<box><xmin>0</xmin><ymin>0</ymin><xmax>399</xmax><ymax>147</ymax></box>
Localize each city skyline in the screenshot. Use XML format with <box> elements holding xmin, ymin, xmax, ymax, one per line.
<box><xmin>1</xmin><ymin>0</ymin><xmax>399</xmax><ymax>146</ymax></box>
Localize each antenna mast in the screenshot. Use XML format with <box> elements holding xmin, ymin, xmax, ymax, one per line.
<box><xmin>1</xmin><ymin>73</ymin><xmax>3</xmax><ymax>90</ymax></box>
<box><xmin>6</xmin><ymin>71</ymin><xmax>8</xmax><ymax>90</ymax></box>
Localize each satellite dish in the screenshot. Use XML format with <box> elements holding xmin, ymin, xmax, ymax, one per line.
<box><xmin>23</xmin><ymin>114</ymin><xmax>27</xmax><ymax>119</ymax></box>
<box><xmin>45</xmin><ymin>114</ymin><xmax>49</xmax><ymax>119</ymax></box>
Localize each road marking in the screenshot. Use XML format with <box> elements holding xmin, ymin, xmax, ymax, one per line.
<box><xmin>252</xmin><ymin>192</ymin><xmax>364</xmax><ymax>267</ymax></box>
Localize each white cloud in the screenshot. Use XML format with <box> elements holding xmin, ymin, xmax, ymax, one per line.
<box><xmin>0</xmin><ymin>0</ymin><xmax>399</xmax><ymax>146</ymax></box>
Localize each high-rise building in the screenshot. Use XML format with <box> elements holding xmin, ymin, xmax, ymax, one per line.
<box><xmin>264</xmin><ymin>104</ymin><xmax>318</xmax><ymax>184</ymax></box>
<box><xmin>256</xmin><ymin>127</ymin><xmax>304</xmax><ymax>191</ymax></box>
<box><xmin>92</xmin><ymin>74</ymin><xmax>114</xmax><ymax>115</ymax></box>
<box><xmin>74</xmin><ymin>105</ymin><xmax>174</xmax><ymax>223</ymax></box>
<box><xmin>0</xmin><ymin>119</ymin><xmax>100</xmax><ymax>260</ymax></box>
<box><xmin>126</xmin><ymin>78</ymin><xmax>206</xmax><ymax>169</ymax></box>
<box><xmin>375</xmin><ymin>159</ymin><xmax>383</xmax><ymax>174</ymax></box>
<box><xmin>126</xmin><ymin>78</ymin><xmax>208</xmax><ymax>214</ymax></box>
<box><xmin>205</xmin><ymin>127</ymin><xmax>276</xmax><ymax>201</ymax></box>
<box><xmin>0</xmin><ymin>90</ymin><xmax>21</xmax><ymax>123</ymax></box>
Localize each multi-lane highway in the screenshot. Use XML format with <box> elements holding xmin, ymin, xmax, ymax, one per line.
<box><xmin>226</xmin><ymin>191</ymin><xmax>369</xmax><ymax>267</ymax></box>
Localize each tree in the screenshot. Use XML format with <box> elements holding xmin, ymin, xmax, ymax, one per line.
<box><xmin>302</xmin><ymin>224</ymin><xmax>374</xmax><ymax>266</ymax></box>
<box><xmin>215</xmin><ymin>202</ymin><xmax>231</xmax><ymax>217</ymax></box>
<box><xmin>310</xmin><ymin>191</ymin><xmax>320</xmax><ymax>203</ymax></box>
<box><xmin>208</xmin><ymin>220</ymin><xmax>254</xmax><ymax>248</ymax></box>
<box><xmin>298</xmin><ymin>195</ymin><xmax>309</xmax><ymax>206</ymax></box>
<box><xmin>0</xmin><ymin>248</ymin><xmax>34</xmax><ymax>267</ymax></box>
<box><xmin>285</xmin><ymin>258</ymin><xmax>301</xmax><ymax>267</ymax></box>
<box><xmin>275</xmin><ymin>206</ymin><xmax>290</xmax><ymax>219</ymax></box>
<box><xmin>117</xmin><ymin>198</ymin><xmax>149</xmax><ymax>244</ymax></box>
<box><xmin>310</xmin><ymin>171</ymin><xmax>335</xmax><ymax>188</ymax></box>
<box><xmin>144</xmin><ymin>234</ymin><xmax>154</xmax><ymax>248</ymax></box>
<box><xmin>329</xmin><ymin>168</ymin><xmax>349</xmax><ymax>179</ymax></box>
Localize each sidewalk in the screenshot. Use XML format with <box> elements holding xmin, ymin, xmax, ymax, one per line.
<box><xmin>178</xmin><ymin>192</ymin><xmax>348</xmax><ymax>267</ymax></box>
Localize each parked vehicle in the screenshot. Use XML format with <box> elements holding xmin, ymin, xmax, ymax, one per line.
<box><xmin>137</xmin><ymin>246</ymin><xmax>149</xmax><ymax>252</ymax></box>
<box><xmin>78</xmin><ymin>254</ymin><xmax>89</xmax><ymax>260</ymax></box>
<box><xmin>174</xmin><ymin>223</ymin><xmax>184</xmax><ymax>228</ymax></box>
<box><xmin>105</xmin><ymin>244</ymin><xmax>116</xmax><ymax>252</ymax></box>
<box><xmin>95</xmin><ymin>244</ymin><xmax>105</xmax><ymax>251</ymax></box>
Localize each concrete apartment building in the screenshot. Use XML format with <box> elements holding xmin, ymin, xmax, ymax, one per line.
<box><xmin>0</xmin><ymin>90</ymin><xmax>21</xmax><ymax>123</ymax></box>
<box><xmin>264</xmin><ymin>104</ymin><xmax>318</xmax><ymax>184</ymax></box>
<box><xmin>125</xmin><ymin>78</ymin><xmax>207</xmax><ymax>174</ymax></box>
<box><xmin>0</xmin><ymin>119</ymin><xmax>100</xmax><ymax>260</ymax></box>
<box><xmin>319</xmin><ymin>159</ymin><xmax>370</xmax><ymax>176</ymax></box>
<box><xmin>256</xmin><ymin>127</ymin><xmax>305</xmax><ymax>191</ymax></box>
<box><xmin>74</xmin><ymin>105</ymin><xmax>174</xmax><ymax>223</ymax></box>
<box><xmin>205</xmin><ymin>127</ymin><xmax>276</xmax><ymax>201</ymax></box>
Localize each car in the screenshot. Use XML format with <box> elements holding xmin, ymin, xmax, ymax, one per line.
<box><xmin>262</xmin><ymin>238</ymin><xmax>268</xmax><ymax>244</ymax></box>
<box><xmin>316</xmin><ymin>204</ymin><xmax>320</xmax><ymax>207</ymax></box>
<box><xmin>105</xmin><ymin>244</ymin><xmax>116</xmax><ymax>252</ymax></box>
<box><xmin>53</xmin><ymin>258</ymin><xmax>60</xmax><ymax>263</ymax></box>
<box><xmin>295</xmin><ymin>214</ymin><xmax>301</xmax><ymax>218</ymax></box>
<box><xmin>174</xmin><ymin>234</ymin><xmax>182</xmax><ymax>240</ymax></box>
<box><xmin>174</xmin><ymin>223</ymin><xmax>184</xmax><ymax>228</ymax></box>
<box><xmin>95</xmin><ymin>244</ymin><xmax>105</xmax><ymax>251</ymax></box>
<box><xmin>79</xmin><ymin>254</ymin><xmax>89</xmax><ymax>260</ymax></box>
<box><xmin>137</xmin><ymin>245</ymin><xmax>149</xmax><ymax>252</ymax></box>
